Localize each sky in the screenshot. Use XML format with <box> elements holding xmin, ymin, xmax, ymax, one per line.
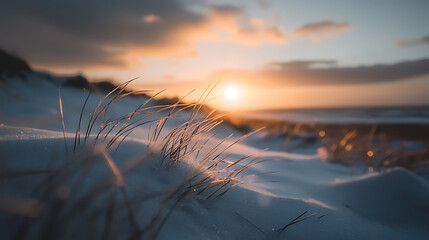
<box><xmin>1</xmin><ymin>0</ymin><xmax>429</xmax><ymax>111</ymax></box>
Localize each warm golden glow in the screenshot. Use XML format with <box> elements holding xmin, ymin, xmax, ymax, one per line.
<box><xmin>345</xmin><ymin>144</ymin><xmax>353</xmax><ymax>151</ymax></box>
<box><xmin>143</xmin><ymin>14</ymin><xmax>160</xmax><ymax>23</ymax></box>
<box><xmin>224</xmin><ymin>86</ymin><xmax>240</xmax><ymax>101</ymax></box>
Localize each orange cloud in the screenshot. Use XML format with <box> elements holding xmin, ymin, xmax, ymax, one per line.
<box><xmin>209</xmin><ymin>59</ymin><xmax>429</xmax><ymax>87</ymax></box>
<box><xmin>0</xmin><ymin>1</ymin><xmax>285</xmax><ymax>70</ymax></box>
<box><xmin>292</xmin><ymin>20</ymin><xmax>350</xmax><ymax>41</ymax></box>
<box><xmin>173</xmin><ymin>5</ymin><xmax>286</xmax><ymax>46</ymax></box>
<box><xmin>142</xmin><ymin>14</ymin><xmax>161</xmax><ymax>23</ymax></box>
<box><xmin>397</xmin><ymin>35</ymin><xmax>429</xmax><ymax>47</ymax></box>
<box><xmin>233</xmin><ymin>18</ymin><xmax>285</xmax><ymax>44</ymax></box>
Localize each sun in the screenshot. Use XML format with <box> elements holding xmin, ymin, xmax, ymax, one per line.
<box><xmin>224</xmin><ymin>86</ymin><xmax>239</xmax><ymax>101</ymax></box>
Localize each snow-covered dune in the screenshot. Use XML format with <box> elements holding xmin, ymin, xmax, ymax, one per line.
<box><xmin>1</xmin><ymin>55</ymin><xmax>429</xmax><ymax>239</ymax></box>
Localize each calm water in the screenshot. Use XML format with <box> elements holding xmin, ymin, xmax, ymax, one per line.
<box><xmin>238</xmin><ymin>106</ymin><xmax>429</xmax><ymax>124</ymax></box>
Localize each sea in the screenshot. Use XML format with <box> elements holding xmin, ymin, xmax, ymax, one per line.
<box><xmin>237</xmin><ymin>106</ymin><xmax>429</xmax><ymax>124</ymax></box>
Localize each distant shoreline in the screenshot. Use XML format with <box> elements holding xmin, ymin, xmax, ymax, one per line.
<box><xmin>234</xmin><ymin>106</ymin><xmax>429</xmax><ymax>127</ymax></box>
<box><xmin>241</xmin><ymin>105</ymin><xmax>429</xmax><ymax>113</ymax></box>
<box><xmin>226</xmin><ymin>115</ymin><xmax>429</xmax><ymax>141</ymax></box>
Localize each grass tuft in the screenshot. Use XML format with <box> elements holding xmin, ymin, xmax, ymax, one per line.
<box><xmin>0</xmin><ymin>80</ymin><xmax>275</xmax><ymax>239</ymax></box>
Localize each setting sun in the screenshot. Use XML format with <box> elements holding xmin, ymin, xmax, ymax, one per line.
<box><xmin>224</xmin><ymin>86</ymin><xmax>240</xmax><ymax>101</ymax></box>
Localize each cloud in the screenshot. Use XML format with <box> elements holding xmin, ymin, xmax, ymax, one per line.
<box><xmin>210</xmin><ymin>59</ymin><xmax>429</xmax><ymax>87</ymax></box>
<box><xmin>292</xmin><ymin>20</ymin><xmax>351</xmax><ymax>41</ymax></box>
<box><xmin>397</xmin><ymin>35</ymin><xmax>429</xmax><ymax>47</ymax></box>
<box><xmin>142</xmin><ymin>14</ymin><xmax>161</xmax><ymax>23</ymax></box>
<box><xmin>234</xmin><ymin>18</ymin><xmax>285</xmax><ymax>44</ymax></box>
<box><xmin>0</xmin><ymin>1</ymin><xmax>285</xmax><ymax>69</ymax></box>
<box><xmin>0</xmin><ymin>13</ymin><xmax>126</xmax><ymax>69</ymax></box>
<box><xmin>255</xmin><ymin>0</ymin><xmax>270</xmax><ymax>9</ymax></box>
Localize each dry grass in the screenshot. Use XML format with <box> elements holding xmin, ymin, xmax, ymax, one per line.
<box><xmin>277</xmin><ymin>211</ymin><xmax>316</xmax><ymax>232</ymax></box>
<box><xmin>1</xmin><ymin>81</ymin><xmax>274</xmax><ymax>240</ymax></box>
<box><xmin>320</xmin><ymin>128</ymin><xmax>429</xmax><ymax>171</ymax></box>
<box><xmin>225</xmin><ymin>114</ymin><xmax>429</xmax><ymax>171</ymax></box>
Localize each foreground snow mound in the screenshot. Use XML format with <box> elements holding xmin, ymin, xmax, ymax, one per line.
<box><xmin>320</xmin><ymin>168</ymin><xmax>429</xmax><ymax>225</ymax></box>
<box><xmin>1</xmin><ymin>69</ymin><xmax>429</xmax><ymax>239</ymax></box>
